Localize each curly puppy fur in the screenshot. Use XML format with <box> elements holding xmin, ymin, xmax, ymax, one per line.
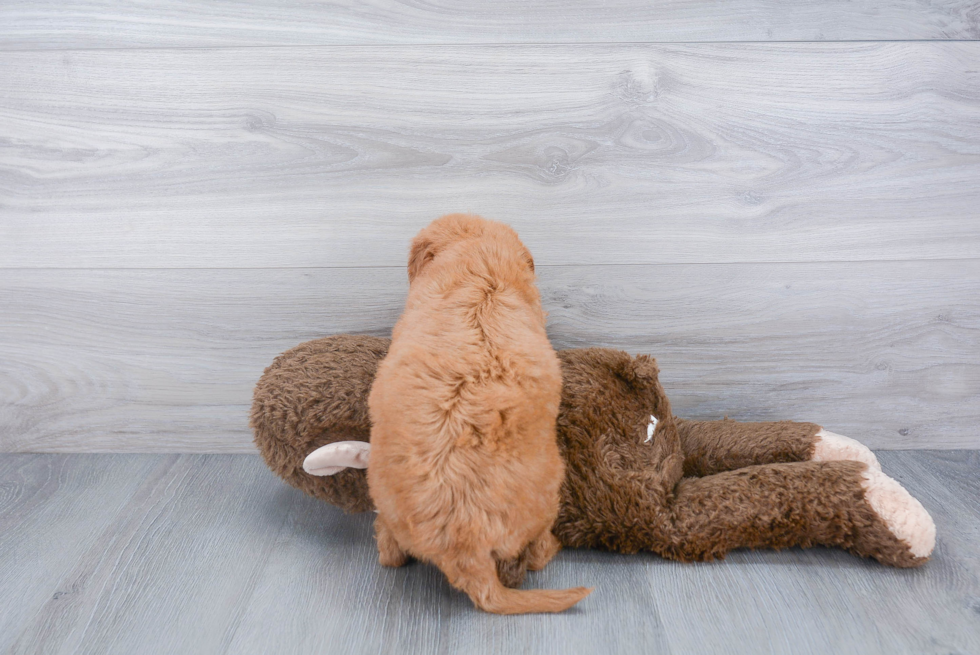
<box><xmin>365</xmin><ymin>214</ymin><xmax>591</xmax><ymax>614</ymax></box>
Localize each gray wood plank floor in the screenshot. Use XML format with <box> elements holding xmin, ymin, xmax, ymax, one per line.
<box><xmin>1</xmin><ymin>261</ymin><xmax>977</xmax><ymax>452</ymax></box>
<box><xmin>1</xmin><ymin>0</ymin><xmax>978</xmax><ymax>48</ymax></box>
<box><xmin>2</xmin><ymin>44</ymin><xmax>978</xmax><ymax>268</ymax></box>
<box><xmin>0</xmin><ymin>452</ymin><xmax>976</xmax><ymax>655</ymax></box>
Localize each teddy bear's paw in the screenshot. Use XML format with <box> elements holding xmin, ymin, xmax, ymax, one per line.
<box><xmin>861</xmin><ymin>467</ymin><xmax>936</xmax><ymax>560</ymax></box>
<box><xmin>812</xmin><ymin>429</ymin><xmax>881</xmax><ymax>471</ymax></box>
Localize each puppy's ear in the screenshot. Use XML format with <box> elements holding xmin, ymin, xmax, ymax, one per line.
<box><xmin>522</xmin><ymin>247</ymin><xmax>535</xmax><ymax>273</ymax></box>
<box><xmin>408</xmin><ymin>236</ymin><xmax>436</xmax><ymax>283</ymax></box>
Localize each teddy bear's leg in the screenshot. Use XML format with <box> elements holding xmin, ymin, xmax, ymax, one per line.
<box><xmin>810</xmin><ymin>429</ymin><xmax>881</xmax><ymax>471</ymax></box>
<box><xmin>374</xmin><ymin>514</ymin><xmax>410</xmax><ymax>567</ymax></box>
<box><xmin>675</xmin><ymin>418</ymin><xmax>879</xmax><ymax>477</ymax></box>
<box><xmin>495</xmin><ymin>549</ymin><xmax>529</xmax><ymax>589</ymax></box>
<box><xmin>658</xmin><ymin>460</ymin><xmax>934</xmax><ymax>567</ymax></box>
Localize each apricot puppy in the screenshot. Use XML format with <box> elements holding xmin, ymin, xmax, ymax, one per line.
<box><xmin>367</xmin><ymin>214</ymin><xmax>592</xmax><ymax>614</ymax></box>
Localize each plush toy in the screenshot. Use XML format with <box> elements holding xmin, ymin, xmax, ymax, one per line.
<box><xmin>252</xmin><ymin>334</ymin><xmax>935</xmax><ymax>587</ymax></box>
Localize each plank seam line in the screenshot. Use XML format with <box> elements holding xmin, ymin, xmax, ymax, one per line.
<box><xmin>0</xmin><ymin>39</ymin><xmax>979</xmax><ymax>54</ymax></box>
<box><xmin>2</xmin><ymin>257</ymin><xmax>979</xmax><ymax>272</ymax></box>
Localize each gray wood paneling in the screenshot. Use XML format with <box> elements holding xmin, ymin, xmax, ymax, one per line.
<box><xmin>1</xmin><ymin>0</ymin><xmax>978</xmax><ymax>49</ymax></box>
<box><xmin>1</xmin><ymin>452</ymin><xmax>977</xmax><ymax>655</ymax></box>
<box><xmin>2</xmin><ymin>43</ymin><xmax>978</xmax><ymax>268</ymax></box>
<box><xmin>2</xmin><ymin>260</ymin><xmax>977</xmax><ymax>453</ymax></box>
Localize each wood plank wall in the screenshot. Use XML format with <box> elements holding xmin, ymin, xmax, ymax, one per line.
<box><xmin>1</xmin><ymin>3</ymin><xmax>978</xmax><ymax>451</ymax></box>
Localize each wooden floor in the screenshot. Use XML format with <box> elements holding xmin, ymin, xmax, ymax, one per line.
<box><xmin>0</xmin><ymin>451</ymin><xmax>977</xmax><ymax>655</ymax></box>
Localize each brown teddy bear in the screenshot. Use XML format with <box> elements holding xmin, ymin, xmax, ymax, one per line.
<box><xmin>251</xmin><ymin>334</ymin><xmax>935</xmax><ymax>587</ymax></box>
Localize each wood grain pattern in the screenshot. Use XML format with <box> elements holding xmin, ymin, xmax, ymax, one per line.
<box><xmin>1</xmin><ymin>452</ymin><xmax>977</xmax><ymax>654</ymax></box>
<box><xmin>0</xmin><ymin>454</ymin><xmax>163</xmax><ymax>653</ymax></box>
<box><xmin>1</xmin><ymin>260</ymin><xmax>977</xmax><ymax>453</ymax></box>
<box><xmin>7</xmin><ymin>455</ymin><xmax>298</xmax><ymax>655</ymax></box>
<box><xmin>225</xmin><ymin>495</ymin><xmax>671</xmax><ymax>655</ymax></box>
<box><xmin>1</xmin><ymin>0</ymin><xmax>978</xmax><ymax>49</ymax></box>
<box><xmin>2</xmin><ymin>43</ymin><xmax>978</xmax><ymax>268</ymax></box>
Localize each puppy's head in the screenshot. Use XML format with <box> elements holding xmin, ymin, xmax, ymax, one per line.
<box><xmin>408</xmin><ymin>213</ymin><xmax>535</xmax><ymax>283</ymax></box>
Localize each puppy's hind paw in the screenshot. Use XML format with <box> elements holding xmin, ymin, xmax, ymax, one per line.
<box><xmin>375</xmin><ymin>516</ymin><xmax>409</xmax><ymax>567</ymax></box>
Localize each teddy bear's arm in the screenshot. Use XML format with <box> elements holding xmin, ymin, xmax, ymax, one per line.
<box><xmin>675</xmin><ymin>418</ymin><xmax>879</xmax><ymax>477</ymax></box>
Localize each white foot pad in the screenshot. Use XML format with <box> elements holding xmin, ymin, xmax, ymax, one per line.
<box><xmin>861</xmin><ymin>468</ymin><xmax>936</xmax><ymax>559</ymax></box>
<box><xmin>812</xmin><ymin>429</ymin><xmax>881</xmax><ymax>471</ymax></box>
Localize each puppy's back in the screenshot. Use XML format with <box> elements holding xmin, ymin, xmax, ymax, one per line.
<box><xmin>367</xmin><ymin>215</ymin><xmax>591</xmax><ymax>614</ymax></box>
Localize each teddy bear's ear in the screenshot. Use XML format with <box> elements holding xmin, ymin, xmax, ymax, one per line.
<box><xmin>407</xmin><ymin>236</ymin><xmax>436</xmax><ymax>283</ymax></box>
<box><xmin>630</xmin><ymin>355</ymin><xmax>660</xmax><ymax>383</ymax></box>
<box><xmin>612</xmin><ymin>353</ymin><xmax>660</xmax><ymax>389</ymax></box>
<box><xmin>303</xmin><ymin>441</ymin><xmax>371</xmax><ymax>476</ymax></box>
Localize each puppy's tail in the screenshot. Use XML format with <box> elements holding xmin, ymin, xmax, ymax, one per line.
<box><xmin>436</xmin><ymin>551</ymin><xmax>592</xmax><ymax>615</ymax></box>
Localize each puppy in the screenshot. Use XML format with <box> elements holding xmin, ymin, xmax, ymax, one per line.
<box><xmin>367</xmin><ymin>214</ymin><xmax>592</xmax><ymax>614</ymax></box>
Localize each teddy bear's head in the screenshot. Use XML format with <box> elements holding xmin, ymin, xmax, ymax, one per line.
<box><xmin>251</xmin><ymin>334</ymin><xmax>389</xmax><ymax>513</ymax></box>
